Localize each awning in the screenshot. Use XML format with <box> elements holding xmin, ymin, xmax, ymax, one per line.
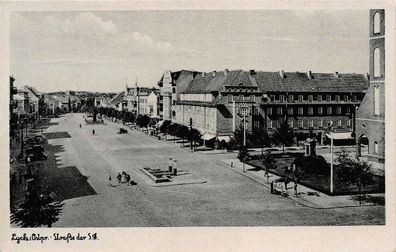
<box><xmin>201</xmin><ymin>133</ymin><xmax>216</xmax><ymax>141</ymax></box>
<box><xmin>325</xmin><ymin>132</ymin><xmax>354</xmax><ymax>140</ymax></box>
<box><xmin>217</xmin><ymin>136</ymin><xmax>231</xmax><ymax>143</ymax></box>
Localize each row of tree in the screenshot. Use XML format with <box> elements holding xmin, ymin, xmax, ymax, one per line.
<box><xmin>96</xmin><ymin>107</ymin><xmax>158</xmax><ymax>128</ymax></box>
<box><xmin>158</xmin><ymin>121</ymin><xmax>202</xmax><ymax>148</ymax></box>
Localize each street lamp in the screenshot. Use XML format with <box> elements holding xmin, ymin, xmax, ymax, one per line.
<box><xmin>240</xmin><ymin>104</ymin><xmax>248</xmax><ymax>172</ymax></box>
<box><xmin>327</xmin><ymin>124</ymin><xmax>334</xmax><ymax>194</ymax></box>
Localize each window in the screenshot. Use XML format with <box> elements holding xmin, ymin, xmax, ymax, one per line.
<box><xmin>267</xmin><ymin>107</ymin><xmax>273</xmax><ymax>115</ymax></box>
<box><xmin>318</xmin><ymin>107</ymin><xmax>323</xmax><ymax>115</ymax></box>
<box><xmin>251</xmin><ymin>95</ymin><xmax>256</xmax><ymax>102</ymax></box>
<box><xmin>287</xmin><ymin>107</ymin><xmax>293</xmax><ymax>115</ymax></box>
<box><xmin>344</xmin><ymin>95</ymin><xmax>349</xmax><ymax>101</ymax></box>
<box><xmin>299</xmin><ymin>120</ymin><xmax>304</xmax><ymax>128</ymax></box>
<box><xmin>326</xmin><ymin>95</ymin><xmax>331</xmax><ymax>102</ymax></box>
<box><xmin>336</xmin><ymin>106</ymin><xmax>342</xmax><ymax>115</ymax></box>
<box><xmin>374</xmin><ymin>141</ymin><xmax>379</xmax><ymax>154</ymax></box>
<box><xmin>317</xmin><ymin>95</ymin><xmax>322</xmax><ymax>102</ymax></box>
<box><xmin>347</xmin><ymin>119</ymin><xmax>351</xmax><ymax>127</ymax></box>
<box><xmin>309</xmin><ymin>120</ymin><xmax>314</xmax><ymax>127</ymax></box>
<box><xmin>374</xmin><ymin>86</ymin><xmax>380</xmax><ymax>115</ymax></box>
<box><xmin>319</xmin><ymin>120</ymin><xmax>323</xmax><ymax>128</ymax></box>
<box><xmin>289</xmin><ymin>120</ymin><xmax>294</xmax><ymax>128</ymax></box>
<box><xmin>254</xmin><ymin>121</ymin><xmax>260</xmax><ymax>129</ymax></box>
<box><xmin>335</xmin><ymin>95</ymin><xmax>340</xmax><ymax>102</ymax></box>
<box><xmin>329</xmin><ymin>120</ymin><xmax>333</xmax><ymax>126</ymax></box>
<box><xmin>280</xmin><ymin>95</ymin><xmax>285</xmax><ymax>102</ymax></box>
<box><xmin>228</xmin><ymin>94</ymin><xmax>233</xmax><ymax>102</ymax></box>
<box><xmin>298</xmin><ymin>95</ymin><xmax>303</xmax><ymax>102</ymax></box>
<box><xmin>338</xmin><ymin>120</ymin><xmax>342</xmax><ymax>127</ymax></box>
<box><xmin>374</xmin><ymin>48</ymin><xmax>381</xmax><ymax>78</ymax></box>
<box><xmin>239</xmin><ymin>95</ymin><xmax>244</xmax><ymax>101</ymax></box>
<box><xmin>277</xmin><ymin>107</ymin><xmax>283</xmax><ymax>115</ymax></box>
<box><xmin>288</xmin><ymin>95</ymin><xmax>294</xmax><ymax>102</ymax></box>
<box><xmin>346</xmin><ymin>106</ymin><xmax>351</xmax><ymax>114</ymax></box>
<box><xmin>268</xmin><ymin>120</ymin><xmax>273</xmax><ymax>129</ymax></box>
<box><xmin>298</xmin><ymin>107</ymin><xmax>303</xmax><ymax>115</ymax></box>
<box><xmin>374</xmin><ymin>12</ymin><xmax>381</xmax><ymax>34</ymax></box>
<box><xmin>327</xmin><ymin>106</ymin><xmax>332</xmax><ymax>115</ymax></box>
<box><xmin>308</xmin><ymin>95</ymin><xmax>313</xmax><ymax>102</ymax></box>
<box><xmin>308</xmin><ymin>107</ymin><xmax>314</xmax><ymax>115</ymax></box>
<box><xmin>270</xmin><ymin>95</ymin><xmax>275</xmax><ymax>101</ymax></box>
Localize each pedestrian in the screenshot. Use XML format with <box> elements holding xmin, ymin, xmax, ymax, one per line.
<box><xmin>107</xmin><ymin>175</ymin><xmax>112</xmax><ymax>187</ymax></box>
<box><xmin>92</xmin><ymin>129</ymin><xmax>95</xmax><ymax>135</ymax></box>
<box><xmin>294</xmin><ymin>181</ymin><xmax>298</xmax><ymax>196</ymax></box>
<box><xmin>270</xmin><ymin>181</ymin><xmax>274</xmax><ymax>194</ymax></box>
<box><xmin>116</xmin><ymin>172</ymin><xmax>122</xmax><ymax>184</ymax></box>
<box><xmin>79</xmin><ymin>124</ymin><xmax>82</xmax><ymax>128</ymax></box>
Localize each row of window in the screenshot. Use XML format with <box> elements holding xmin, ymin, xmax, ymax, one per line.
<box><xmin>269</xmin><ymin>94</ymin><xmax>357</xmax><ymax>103</ymax></box>
<box><xmin>227</xmin><ymin>94</ymin><xmax>256</xmax><ymax>102</ymax></box>
<box><xmin>268</xmin><ymin>119</ymin><xmax>351</xmax><ymax>129</ymax></box>
<box><xmin>267</xmin><ymin>106</ymin><xmax>351</xmax><ymax>116</ymax></box>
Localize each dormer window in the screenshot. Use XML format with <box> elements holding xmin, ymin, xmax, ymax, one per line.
<box><xmin>238</xmin><ymin>83</ymin><xmax>244</xmax><ymax>86</ymax></box>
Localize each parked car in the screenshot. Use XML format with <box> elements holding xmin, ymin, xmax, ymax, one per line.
<box><xmin>26</xmin><ymin>152</ymin><xmax>47</xmax><ymax>162</ymax></box>
<box><xmin>117</xmin><ymin>128</ymin><xmax>128</xmax><ymax>134</ymax></box>
<box><xmin>25</xmin><ymin>145</ymin><xmax>45</xmax><ymax>156</ymax></box>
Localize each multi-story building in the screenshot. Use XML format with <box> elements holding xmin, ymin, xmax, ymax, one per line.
<box><xmin>158</xmin><ymin>70</ymin><xmax>201</xmax><ymax>121</ymax></box>
<box><xmin>175</xmin><ymin>69</ymin><xmax>263</xmax><ymax>142</ymax></box>
<box><xmin>255</xmin><ymin>71</ymin><xmax>368</xmax><ymax>143</ymax></box>
<box><xmin>172</xmin><ymin>69</ymin><xmax>368</xmax><ymax>144</ymax></box>
<box><xmin>124</xmin><ymin>85</ymin><xmax>160</xmax><ymax>117</ymax></box>
<box><xmin>356</xmin><ymin>9</ymin><xmax>385</xmax><ymax>163</ymax></box>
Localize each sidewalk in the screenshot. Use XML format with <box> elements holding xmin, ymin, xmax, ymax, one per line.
<box><xmin>217</xmin><ymin>159</ymin><xmax>384</xmax><ymax>209</ymax></box>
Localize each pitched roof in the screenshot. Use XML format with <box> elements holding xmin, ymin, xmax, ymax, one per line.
<box><xmin>182</xmin><ymin>70</ymin><xmax>368</xmax><ymax>94</ymax></box>
<box><xmin>184</xmin><ymin>70</ymin><xmax>255</xmax><ymax>94</ymax></box>
<box><xmin>110</xmin><ymin>92</ymin><xmax>125</xmax><ymax>105</ymax></box>
<box><xmin>254</xmin><ymin>71</ymin><xmax>368</xmax><ymax>93</ymax></box>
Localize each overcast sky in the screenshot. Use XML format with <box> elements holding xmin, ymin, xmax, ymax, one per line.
<box><xmin>10</xmin><ymin>10</ymin><xmax>369</xmax><ymax>93</ymax></box>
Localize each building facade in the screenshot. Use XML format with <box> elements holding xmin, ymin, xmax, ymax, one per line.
<box><xmin>255</xmin><ymin>71</ymin><xmax>368</xmax><ymax>144</ymax></box>
<box><xmin>171</xmin><ymin>69</ymin><xmax>368</xmax><ymax>144</ymax></box>
<box><xmin>158</xmin><ymin>70</ymin><xmax>201</xmax><ymax>121</ymax></box>
<box><xmin>356</xmin><ymin>9</ymin><xmax>385</xmax><ymax>162</ymax></box>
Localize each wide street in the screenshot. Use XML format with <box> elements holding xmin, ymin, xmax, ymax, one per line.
<box><xmin>45</xmin><ymin>113</ymin><xmax>384</xmax><ymax>227</ymax></box>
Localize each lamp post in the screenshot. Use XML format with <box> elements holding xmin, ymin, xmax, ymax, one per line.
<box><xmin>327</xmin><ymin>124</ymin><xmax>334</xmax><ymax>194</ymax></box>
<box><xmin>240</xmin><ymin>104</ymin><xmax>248</xmax><ymax>172</ymax></box>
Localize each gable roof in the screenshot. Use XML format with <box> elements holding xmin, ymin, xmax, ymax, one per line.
<box><xmin>184</xmin><ymin>70</ymin><xmax>256</xmax><ymax>94</ymax></box>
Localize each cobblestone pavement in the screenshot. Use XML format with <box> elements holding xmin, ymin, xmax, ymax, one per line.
<box><xmin>46</xmin><ymin>113</ymin><xmax>384</xmax><ymax>227</ymax></box>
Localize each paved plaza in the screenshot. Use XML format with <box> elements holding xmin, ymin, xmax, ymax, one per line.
<box><xmin>43</xmin><ymin>113</ymin><xmax>384</xmax><ymax>227</ymax></box>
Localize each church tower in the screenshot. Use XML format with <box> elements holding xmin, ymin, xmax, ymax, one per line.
<box><xmin>356</xmin><ymin>9</ymin><xmax>385</xmax><ymax>163</ymax></box>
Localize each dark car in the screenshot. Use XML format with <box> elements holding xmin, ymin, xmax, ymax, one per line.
<box><xmin>25</xmin><ymin>145</ymin><xmax>45</xmax><ymax>156</ymax></box>
<box><xmin>26</xmin><ymin>152</ymin><xmax>47</xmax><ymax>162</ymax></box>
<box><xmin>117</xmin><ymin>128</ymin><xmax>128</xmax><ymax>134</ymax></box>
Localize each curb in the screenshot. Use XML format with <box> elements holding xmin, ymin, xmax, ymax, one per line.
<box><xmin>216</xmin><ymin>160</ymin><xmax>376</xmax><ymax>210</ymax></box>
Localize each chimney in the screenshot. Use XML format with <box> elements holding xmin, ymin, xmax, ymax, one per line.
<box><xmin>224</xmin><ymin>69</ymin><xmax>229</xmax><ymax>76</ymax></box>
<box><xmin>279</xmin><ymin>70</ymin><xmax>285</xmax><ymax>79</ymax></box>
<box><xmin>334</xmin><ymin>71</ymin><xmax>339</xmax><ymax>78</ymax></box>
<box><xmin>249</xmin><ymin>70</ymin><xmax>256</xmax><ymax>75</ymax></box>
<box><xmin>202</xmin><ymin>72</ymin><xmax>205</xmax><ymax>77</ymax></box>
<box><xmin>212</xmin><ymin>71</ymin><xmax>217</xmax><ymax>77</ymax></box>
<box><xmin>307</xmin><ymin>70</ymin><xmax>312</xmax><ymax>79</ymax></box>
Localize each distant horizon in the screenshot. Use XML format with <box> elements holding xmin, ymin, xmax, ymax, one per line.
<box><xmin>10</xmin><ymin>10</ymin><xmax>369</xmax><ymax>93</ymax></box>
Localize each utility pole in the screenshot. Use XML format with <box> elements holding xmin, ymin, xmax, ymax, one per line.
<box><xmin>189</xmin><ymin>118</ymin><xmax>193</xmax><ymax>150</ymax></box>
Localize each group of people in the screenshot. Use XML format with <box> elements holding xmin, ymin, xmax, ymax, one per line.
<box><xmin>270</xmin><ymin>177</ymin><xmax>298</xmax><ymax>197</ymax></box>
<box><xmin>108</xmin><ymin>171</ymin><xmax>135</xmax><ymax>187</ymax></box>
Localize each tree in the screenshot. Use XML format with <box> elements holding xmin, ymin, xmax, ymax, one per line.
<box><xmin>188</xmin><ymin>128</ymin><xmax>201</xmax><ymax>150</ymax></box>
<box><xmin>175</xmin><ymin>125</ymin><xmax>189</xmax><ymax>146</ymax></box>
<box><xmin>251</xmin><ymin>128</ymin><xmax>271</xmax><ymax>155</ymax></box>
<box><xmin>274</xmin><ymin>120</ymin><xmax>294</xmax><ymax>154</ymax></box>
<box><xmin>237</xmin><ymin>146</ymin><xmax>249</xmax><ymax>172</ymax></box>
<box><xmin>336</xmin><ymin>152</ymin><xmax>374</xmax><ymax>203</ymax></box>
<box><xmin>262</xmin><ymin>150</ymin><xmax>277</xmax><ymax>182</ymax></box>
<box><xmin>11</xmin><ymin>190</ymin><xmax>64</xmax><ymax>227</ymax></box>
<box><xmin>136</xmin><ymin>115</ymin><xmax>151</xmax><ymax>128</ymax></box>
